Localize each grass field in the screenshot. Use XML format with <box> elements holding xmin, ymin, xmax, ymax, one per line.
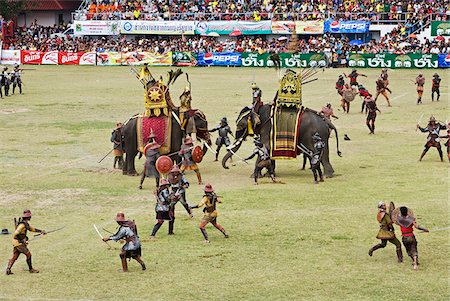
<box><xmin>0</xmin><ymin>66</ymin><xmax>448</xmax><ymax>301</ymax></box>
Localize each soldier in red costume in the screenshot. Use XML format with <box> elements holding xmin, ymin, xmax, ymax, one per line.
<box><xmin>344</xmin><ymin>69</ymin><xmax>367</xmax><ymax>88</ymax></box>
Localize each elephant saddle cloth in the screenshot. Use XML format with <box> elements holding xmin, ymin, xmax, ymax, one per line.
<box><xmin>271</xmin><ymin>106</ymin><xmax>303</xmax><ymax>159</ymax></box>
<box><xmin>137</xmin><ymin>115</ymin><xmax>172</xmax><ymax>155</ymax></box>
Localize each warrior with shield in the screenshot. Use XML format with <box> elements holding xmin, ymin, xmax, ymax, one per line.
<box><xmin>417</xmin><ymin>115</ymin><xmax>446</xmax><ymax>162</ymax></box>
<box><xmin>6</xmin><ymin>210</ymin><xmax>46</xmax><ymax>275</ymax></box>
<box><xmin>391</xmin><ymin>207</ymin><xmax>429</xmax><ymax>270</ymax></box>
<box><xmin>150</xmin><ymin>179</ymin><xmax>178</xmax><ymax>239</ymax></box>
<box><xmin>139</xmin><ymin>138</ymin><xmax>161</xmax><ymax>189</ymax></box>
<box><xmin>179</xmin><ymin>136</ymin><xmax>203</xmax><ymax>185</ymax></box>
<box><xmin>431</xmin><ymin>73</ymin><xmax>441</xmax><ymax>102</ymax></box>
<box><xmin>103</xmin><ymin>212</ymin><xmax>146</xmax><ymax>272</ymax></box>
<box><xmin>375</xmin><ymin>76</ymin><xmax>391</xmax><ymax>107</ymax></box>
<box><xmin>368</xmin><ymin>201</ymin><xmax>403</xmax><ymax>263</ymax></box>
<box><xmin>111</xmin><ymin>122</ymin><xmax>124</xmax><ymax>169</ymax></box>
<box><xmin>209</xmin><ymin>117</ymin><xmax>233</xmax><ymax>161</ymax></box>
<box><xmin>415</xmin><ymin>73</ymin><xmax>425</xmax><ymax>104</ymax></box>
<box><xmin>341</xmin><ymin>83</ymin><xmax>357</xmax><ymax>113</ymax></box>
<box><xmin>168</xmin><ymin>165</ymin><xmax>193</xmax><ymax>218</ymax></box>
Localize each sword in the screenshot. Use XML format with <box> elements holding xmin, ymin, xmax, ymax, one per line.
<box><xmin>93</xmin><ymin>224</ymin><xmax>112</xmax><ymax>248</ymax></box>
<box><xmin>297</xmin><ymin>144</ymin><xmax>313</xmax><ymax>157</ymax></box>
<box><xmin>416</xmin><ymin>113</ymin><xmax>424</xmax><ymax>131</ymax></box>
<box><xmin>420</xmin><ymin>226</ymin><xmax>450</xmax><ymax>233</ymax></box>
<box><xmin>203</xmin><ymin>141</ymin><xmax>217</xmax><ymax>154</ymax></box>
<box><xmin>172</xmin><ymin>111</ymin><xmax>182</xmax><ymax>126</ymax></box>
<box><xmin>28</xmin><ymin>226</ymin><xmax>65</xmax><ymax>242</ymax></box>
<box><xmin>228</xmin><ymin>148</ymin><xmax>248</xmax><ymax>164</ymax></box>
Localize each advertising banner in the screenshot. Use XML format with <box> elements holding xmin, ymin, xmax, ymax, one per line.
<box><xmin>172</xmin><ymin>52</ymin><xmax>197</xmax><ymax>66</ymax></box>
<box><xmin>431</xmin><ymin>21</ymin><xmax>450</xmax><ymax>36</ymax></box>
<box><xmin>271</xmin><ymin>21</ymin><xmax>295</xmax><ymax>34</ymax></box>
<box><xmin>96</xmin><ymin>52</ymin><xmax>122</xmax><ymax>66</ymax></box>
<box><xmin>0</xmin><ymin>49</ymin><xmax>21</xmax><ymax>65</ymax></box>
<box><xmin>438</xmin><ymin>53</ymin><xmax>450</xmax><ymax>68</ymax></box>
<box><xmin>195</xmin><ymin>21</ymin><xmax>272</xmax><ymax>35</ymax></box>
<box><xmin>74</xmin><ymin>21</ymin><xmax>119</xmax><ymax>35</ymax></box>
<box><xmin>324</xmin><ymin>20</ymin><xmax>370</xmax><ymax>33</ymax></box>
<box><xmin>347</xmin><ymin>53</ymin><xmax>438</xmax><ymax>68</ymax></box>
<box><xmin>58</xmin><ymin>52</ymin><xmax>96</xmax><ymax>65</ymax></box>
<box><xmin>241</xmin><ymin>52</ymin><xmax>327</xmax><ymax>68</ymax></box>
<box><xmin>121</xmin><ymin>51</ymin><xmax>172</xmax><ymax>66</ymax></box>
<box><xmin>120</xmin><ymin>20</ymin><xmax>195</xmax><ymax>35</ymax></box>
<box><xmin>295</xmin><ymin>20</ymin><xmax>324</xmax><ymax>34</ymax></box>
<box><xmin>197</xmin><ymin>52</ymin><xmax>241</xmax><ymax>66</ymax></box>
<box><xmin>21</xmin><ymin>50</ymin><xmax>58</xmax><ymax>65</ymax></box>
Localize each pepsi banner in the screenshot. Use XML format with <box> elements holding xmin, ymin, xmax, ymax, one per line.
<box><xmin>196</xmin><ymin>52</ymin><xmax>242</xmax><ymax>66</ymax></box>
<box><xmin>324</xmin><ymin>20</ymin><xmax>370</xmax><ymax>33</ymax></box>
<box><xmin>438</xmin><ymin>54</ymin><xmax>450</xmax><ymax>68</ymax></box>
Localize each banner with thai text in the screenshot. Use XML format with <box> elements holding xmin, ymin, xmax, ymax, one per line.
<box><xmin>295</xmin><ymin>20</ymin><xmax>324</xmax><ymax>34</ymax></box>
<box><xmin>324</xmin><ymin>20</ymin><xmax>370</xmax><ymax>33</ymax></box>
<box><xmin>197</xmin><ymin>52</ymin><xmax>242</xmax><ymax>66</ymax></box>
<box><xmin>431</xmin><ymin>21</ymin><xmax>450</xmax><ymax>36</ymax></box>
<box><xmin>0</xmin><ymin>49</ymin><xmax>21</xmax><ymax>65</ymax></box>
<box><xmin>74</xmin><ymin>21</ymin><xmax>119</xmax><ymax>36</ymax></box>
<box><xmin>120</xmin><ymin>20</ymin><xmax>195</xmax><ymax>35</ymax></box>
<box><xmin>172</xmin><ymin>52</ymin><xmax>197</xmax><ymax>66</ymax></box>
<box><xmin>21</xmin><ymin>50</ymin><xmax>58</xmax><ymax>65</ymax></box>
<box><xmin>347</xmin><ymin>53</ymin><xmax>438</xmax><ymax>68</ymax></box>
<box><xmin>58</xmin><ymin>52</ymin><xmax>96</xmax><ymax>65</ymax></box>
<box><xmin>241</xmin><ymin>52</ymin><xmax>327</xmax><ymax>68</ymax></box>
<box><xmin>195</xmin><ymin>21</ymin><xmax>272</xmax><ymax>35</ymax></box>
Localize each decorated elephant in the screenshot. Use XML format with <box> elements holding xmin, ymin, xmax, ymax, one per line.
<box><xmin>222</xmin><ymin>104</ymin><xmax>341</xmax><ymax>178</ymax></box>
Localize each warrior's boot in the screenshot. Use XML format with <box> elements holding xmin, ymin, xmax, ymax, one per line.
<box><xmin>151</xmin><ymin>222</ymin><xmax>163</xmax><ymax>237</ymax></box>
<box><xmin>417</xmin><ymin>97</ymin><xmax>422</xmax><ymax>104</ymax></box>
<box><xmin>196</xmin><ymin>172</ymin><xmax>202</xmax><ymax>185</ymax></box>
<box><xmin>5</xmin><ymin>259</ymin><xmax>15</xmax><ymax>275</ymax></box>
<box><xmin>200</xmin><ymin>228</ymin><xmax>209</xmax><ymax>242</ymax></box>
<box><xmin>366</xmin><ymin>123</ymin><xmax>372</xmax><ymax>134</ymax></box>
<box><xmin>371</xmin><ymin>124</ymin><xmax>375</xmax><ymax>134</ymax></box>
<box><xmin>214</xmin><ymin>224</ymin><xmax>229</xmax><ymax>238</ymax></box>
<box><xmin>26</xmin><ymin>256</ymin><xmax>39</xmax><ymax>273</ymax></box>
<box><xmin>135</xmin><ymin>256</ymin><xmax>146</xmax><ymax>271</ymax></box>
<box><xmin>215</xmin><ymin>152</ymin><xmax>219</xmax><ymax>162</ymax></box>
<box><xmin>419</xmin><ymin>150</ymin><xmax>428</xmax><ymax>161</ymax></box>
<box><xmin>120</xmin><ymin>257</ymin><xmax>128</xmax><ymax>272</ymax></box>
<box><xmin>113</xmin><ymin>157</ymin><xmax>118</xmax><ymax>168</ymax></box>
<box><xmin>396</xmin><ymin>248</ymin><xmax>403</xmax><ymax>263</ymax></box>
<box><xmin>168</xmin><ymin>220</ymin><xmax>174</xmax><ymax>235</ymax></box>
<box><xmin>368</xmin><ymin>244</ymin><xmax>384</xmax><ymax>256</ymax></box>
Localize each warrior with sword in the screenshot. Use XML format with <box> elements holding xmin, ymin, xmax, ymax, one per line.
<box><xmin>150</xmin><ymin>179</ymin><xmax>178</xmax><ymax>239</ymax></box>
<box><xmin>243</xmin><ymin>137</ymin><xmax>276</xmax><ymax>185</ymax></box>
<box><xmin>209</xmin><ymin>117</ymin><xmax>233</xmax><ymax>161</ymax></box>
<box><xmin>139</xmin><ymin>135</ymin><xmax>161</xmax><ymax>189</ymax></box>
<box><xmin>168</xmin><ymin>165</ymin><xmax>193</xmax><ymax>219</ymax></box>
<box><xmin>417</xmin><ymin>115</ymin><xmax>447</xmax><ymax>162</ymax></box>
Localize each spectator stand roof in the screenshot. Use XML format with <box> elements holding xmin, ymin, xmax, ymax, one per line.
<box><xmin>25</xmin><ymin>0</ymin><xmax>82</xmax><ymax>11</ymax></box>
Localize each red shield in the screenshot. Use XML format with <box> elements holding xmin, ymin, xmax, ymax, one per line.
<box><xmin>192</xmin><ymin>145</ymin><xmax>204</xmax><ymax>163</ymax></box>
<box><xmin>156</xmin><ymin>156</ymin><xmax>173</xmax><ymax>174</ymax></box>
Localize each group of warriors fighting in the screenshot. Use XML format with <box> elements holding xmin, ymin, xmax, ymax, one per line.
<box><xmin>0</xmin><ymin>64</ymin><xmax>24</xmax><ymax>98</ymax></box>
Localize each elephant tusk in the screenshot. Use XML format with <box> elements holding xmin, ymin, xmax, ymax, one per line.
<box><xmin>171</xmin><ymin>111</ymin><xmax>182</xmax><ymax>126</ymax></box>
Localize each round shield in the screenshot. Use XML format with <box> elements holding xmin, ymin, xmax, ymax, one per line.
<box><xmin>343</xmin><ymin>90</ymin><xmax>356</xmax><ymax>102</ymax></box>
<box><xmin>156</xmin><ymin>156</ymin><xmax>173</xmax><ymax>174</ymax></box>
<box><xmin>192</xmin><ymin>145</ymin><xmax>204</xmax><ymax>163</ymax></box>
<box><xmin>391</xmin><ymin>207</ymin><xmax>415</xmax><ymax>226</ymax></box>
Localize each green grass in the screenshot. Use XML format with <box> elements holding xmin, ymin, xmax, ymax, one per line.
<box><xmin>0</xmin><ymin>66</ymin><xmax>448</xmax><ymax>301</ymax></box>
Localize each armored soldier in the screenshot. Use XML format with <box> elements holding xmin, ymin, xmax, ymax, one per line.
<box><xmin>392</xmin><ymin>207</ymin><xmax>429</xmax><ymax>270</ymax></box>
<box><xmin>178</xmin><ymin>136</ymin><xmax>202</xmax><ymax>184</ymax></box>
<box><xmin>1</xmin><ymin>67</ymin><xmax>10</xmax><ymax>97</ymax></box>
<box><xmin>190</xmin><ymin>183</ymin><xmax>229</xmax><ymax>243</ymax></box>
<box><xmin>139</xmin><ymin>141</ymin><xmax>161</xmax><ymax>189</ymax></box>
<box><xmin>365</xmin><ymin>94</ymin><xmax>380</xmax><ymax>134</ymax></box>
<box><xmin>368</xmin><ymin>201</ymin><xmax>403</xmax><ymax>263</ymax></box>
<box><xmin>6</xmin><ymin>210</ymin><xmax>46</xmax><ymax>275</ymax></box>
<box><xmin>244</xmin><ymin>138</ymin><xmax>276</xmax><ymax>185</ymax></box>
<box><xmin>415</xmin><ymin>73</ymin><xmax>425</xmax><ymax>104</ymax></box>
<box><xmin>168</xmin><ymin>165</ymin><xmax>193</xmax><ymax>218</ymax></box>
<box><xmin>209</xmin><ymin>117</ymin><xmax>233</xmax><ymax>161</ymax></box>
<box><xmin>110</xmin><ymin>122</ymin><xmax>124</xmax><ymax>169</ymax></box>
<box><xmin>431</xmin><ymin>73</ymin><xmax>441</xmax><ymax>102</ymax></box>
<box><xmin>251</xmin><ymin>82</ymin><xmax>263</xmax><ymax>113</ymax></box>
<box><xmin>150</xmin><ymin>179</ymin><xmax>178</xmax><ymax>239</ymax></box>
<box><xmin>374</xmin><ymin>76</ymin><xmax>391</xmax><ymax>107</ymax></box>
<box><xmin>335</xmin><ymin>75</ymin><xmax>345</xmax><ymax>96</ymax></box>
<box><xmin>358</xmin><ymin>84</ymin><xmax>370</xmax><ymax>113</ymax></box>
<box><xmin>12</xmin><ymin>64</ymin><xmax>23</xmax><ymax>95</ymax></box>
<box><xmin>380</xmin><ymin>68</ymin><xmax>392</xmax><ymax>93</ymax></box>
<box><xmin>344</xmin><ymin>69</ymin><xmax>367</xmax><ymax>87</ymax></box>
<box><xmin>417</xmin><ymin>115</ymin><xmax>446</xmax><ymax>162</ymax></box>
<box><xmin>103</xmin><ymin>212</ymin><xmax>146</xmax><ymax>272</ymax></box>
<box><xmin>310</xmin><ymin>133</ymin><xmax>325</xmax><ymax>184</ymax></box>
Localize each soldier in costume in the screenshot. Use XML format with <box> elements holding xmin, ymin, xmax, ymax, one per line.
<box><xmin>431</xmin><ymin>73</ymin><xmax>441</xmax><ymax>102</ymax></box>
<box><xmin>344</xmin><ymin>69</ymin><xmax>367</xmax><ymax>88</ymax></box>
<box><xmin>310</xmin><ymin>133</ymin><xmax>325</xmax><ymax>184</ymax></box>
<box><xmin>358</xmin><ymin>84</ymin><xmax>370</xmax><ymax>113</ymax></box>
<box><xmin>179</xmin><ymin>86</ymin><xmax>192</xmax><ymax>133</ymax></box>
<box><xmin>190</xmin><ymin>183</ymin><xmax>229</xmax><ymax>243</ymax></box>
<box><xmin>335</xmin><ymin>75</ymin><xmax>345</xmax><ymax>96</ymax></box>
<box><xmin>374</xmin><ymin>76</ymin><xmax>391</xmax><ymax>107</ymax></box>
<box><xmin>365</xmin><ymin>94</ymin><xmax>381</xmax><ymax>135</ymax></box>
<box><xmin>392</xmin><ymin>207</ymin><xmax>429</xmax><ymax>270</ymax></box>
<box><xmin>244</xmin><ymin>138</ymin><xmax>276</xmax><ymax>185</ymax></box>
<box><xmin>12</xmin><ymin>64</ymin><xmax>23</xmax><ymax>95</ymax></box>
<box><xmin>6</xmin><ymin>210</ymin><xmax>46</xmax><ymax>275</ymax></box>
<box><xmin>247</xmin><ymin>83</ymin><xmax>263</xmax><ymax>133</ymax></box>
<box><xmin>380</xmin><ymin>68</ymin><xmax>392</xmax><ymax>94</ymax></box>
<box><xmin>320</xmin><ymin>103</ymin><xmax>338</xmax><ymax>121</ymax></box>
<box><xmin>341</xmin><ymin>83</ymin><xmax>356</xmax><ymax>113</ymax></box>
<box><xmin>209</xmin><ymin>117</ymin><xmax>233</xmax><ymax>161</ymax></box>
<box><xmin>1</xmin><ymin>67</ymin><xmax>10</xmax><ymax>97</ymax></box>
<box><xmin>415</xmin><ymin>73</ymin><xmax>425</xmax><ymax>104</ymax></box>
<box><xmin>368</xmin><ymin>201</ymin><xmax>403</xmax><ymax>263</ymax></box>
<box><xmin>110</xmin><ymin>122</ymin><xmax>124</xmax><ymax>169</ymax></box>
<box><xmin>178</xmin><ymin>136</ymin><xmax>202</xmax><ymax>185</ymax></box>
<box><xmin>168</xmin><ymin>165</ymin><xmax>193</xmax><ymax>219</ymax></box>
<box><xmin>139</xmin><ymin>141</ymin><xmax>161</xmax><ymax>189</ymax></box>
<box><xmin>417</xmin><ymin>115</ymin><xmax>446</xmax><ymax>162</ymax></box>
<box><xmin>150</xmin><ymin>179</ymin><xmax>178</xmax><ymax>239</ymax></box>
<box><xmin>102</xmin><ymin>212</ymin><xmax>146</xmax><ymax>272</ymax></box>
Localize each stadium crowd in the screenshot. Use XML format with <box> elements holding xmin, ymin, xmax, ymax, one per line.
<box><xmin>76</xmin><ymin>0</ymin><xmax>449</xmax><ymax>21</ymax></box>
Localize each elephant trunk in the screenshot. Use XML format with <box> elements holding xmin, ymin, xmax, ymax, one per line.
<box><xmin>222</xmin><ymin>140</ymin><xmax>243</xmax><ymax>169</ymax></box>
<box><xmin>328</xmin><ymin>122</ymin><xmax>342</xmax><ymax>157</ymax></box>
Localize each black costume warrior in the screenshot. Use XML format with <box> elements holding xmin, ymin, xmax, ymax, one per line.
<box><xmin>417</xmin><ymin>116</ymin><xmax>446</xmax><ymax>162</ymax></box>
<box><xmin>139</xmin><ymin>141</ymin><xmax>160</xmax><ymax>189</ymax></box>
<box><xmin>1</xmin><ymin>67</ymin><xmax>10</xmax><ymax>98</ymax></box>
<box><xmin>168</xmin><ymin>165</ymin><xmax>193</xmax><ymax>218</ymax></box>
<box><xmin>12</xmin><ymin>65</ymin><xmax>23</xmax><ymax>95</ymax></box>
<box><xmin>244</xmin><ymin>138</ymin><xmax>276</xmax><ymax>184</ymax></box>
<box><xmin>365</xmin><ymin>95</ymin><xmax>380</xmax><ymax>134</ymax></box>
<box><xmin>310</xmin><ymin>133</ymin><xmax>325</xmax><ymax>184</ymax></box>
<box><xmin>150</xmin><ymin>179</ymin><xmax>178</xmax><ymax>238</ymax></box>
<box><xmin>431</xmin><ymin>73</ymin><xmax>441</xmax><ymax>102</ymax></box>
<box><xmin>110</xmin><ymin>122</ymin><xmax>124</xmax><ymax>169</ymax></box>
<box><xmin>209</xmin><ymin>117</ymin><xmax>233</xmax><ymax>161</ymax></box>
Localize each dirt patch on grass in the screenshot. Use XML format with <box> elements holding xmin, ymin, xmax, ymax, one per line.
<box><xmin>81</xmin><ymin>167</ymin><xmax>121</xmax><ymax>174</ymax></box>
<box><xmin>0</xmin><ymin>108</ymin><xmax>30</xmax><ymax>114</ymax></box>
<box><xmin>0</xmin><ymin>188</ymin><xmax>89</xmax><ymax>207</ymax></box>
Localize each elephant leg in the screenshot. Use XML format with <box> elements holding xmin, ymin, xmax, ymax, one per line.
<box><xmin>321</xmin><ymin>147</ymin><xmax>334</xmax><ymax>178</ymax></box>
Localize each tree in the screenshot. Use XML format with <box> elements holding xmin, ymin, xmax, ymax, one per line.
<box><xmin>0</xmin><ymin>0</ymin><xmax>26</xmax><ymax>20</ymax></box>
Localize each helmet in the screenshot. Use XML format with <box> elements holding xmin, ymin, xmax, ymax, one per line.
<box><xmin>204</xmin><ymin>183</ymin><xmax>214</xmax><ymax>193</ymax></box>
<box><xmin>159</xmin><ymin>178</ymin><xmax>170</xmax><ymax>186</ymax></box>
<box><xmin>358</xmin><ymin>84</ymin><xmax>364</xmax><ymax>89</ymax></box>
<box><xmin>351</xmin><ymin>69</ymin><xmax>356</xmax><ymax>72</ymax></box>
<box><xmin>251</xmin><ymin>82</ymin><xmax>259</xmax><ymax>90</ymax></box>
<box><xmin>433</xmin><ymin>73</ymin><xmax>439</xmax><ymax>77</ymax></box>
<box><xmin>377</xmin><ymin>201</ymin><xmax>385</xmax><ymax>209</ymax></box>
<box><xmin>115</xmin><ymin>212</ymin><xmax>126</xmax><ymax>222</ymax></box>
<box><xmin>22</xmin><ymin>210</ymin><xmax>32</xmax><ymax>218</ymax></box>
<box><xmin>169</xmin><ymin>165</ymin><xmax>181</xmax><ymax>174</ymax></box>
<box><xmin>220</xmin><ymin>117</ymin><xmax>228</xmax><ymax>124</ymax></box>
<box><xmin>326</xmin><ymin>103</ymin><xmax>331</xmax><ymax>108</ymax></box>
<box><xmin>429</xmin><ymin>115</ymin><xmax>436</xmax><ymax>122</ymax></box>
<box><xmin>418</xmin><ymin>73</ymin><xmax>423</xmax><ymax>77</ymax></box>
<box><xmin>338</xmin><ymin>75</ymin><xmax>343</xmax><ymax>79</ymax></box>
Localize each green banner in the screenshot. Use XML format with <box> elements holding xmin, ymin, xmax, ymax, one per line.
<box><xmin>347</xmin><ymin>53</ymin><xmax>438</xmax><ymax>69</ymax></box>
<box><xmin>241</xmin><ymin>52</ymin><xmax>327</xmax><ymax>68</ymax></box>
<box><xmin>431</xmin><ymin>21</ymin><xmax>450</xmax><ymax>36</ymax></box>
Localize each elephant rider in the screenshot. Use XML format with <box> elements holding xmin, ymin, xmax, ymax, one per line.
<box><xmin>365</xmin><ymin>94</ymin><xmax>380</xmax><ymax>135</ymax></box>
<box><xmin>415</xmin><ymin>73</ymin><xmax>425</xmax><ymax>104</ymax></box>
<box><xmin>12</xmin><ymin>64</ymin><xmax>23</xmax><ymax>95</ymax></box>
<box><xmin>111</xmin><ymin>122</ymin><xmax>124</xmax><ymax>169</ymax></box>
<box><xmin>368</xmin><ymin>201</ymin><xmax>403</xmax><ymax>263</ymax></box>
<box><xmin>310</xmin><ymin>133</ymin><xmax>325</xmax><ymax>184</ymax></box>
<box><xmin>344</xmin><ymin>69</ymin><xmax>367</xmax><ymax>87</ymax></box>
<box><xmin>358</xmin><ymin>84</ymin><xmax>370</xmax><ymax>113</ymax></box>
<box><xmin>244</xmin><ymin>137</ymin><xmax>276</xmax><ymax>185</ymax></box>
<box><xmin>440</xmin><ymin>122</ymin><xmax>450</xmax><ymax>162</ymax></box>
<box><xmin>335</xmin><ymin>75</ymin><xmax>344</xmax><ymax>96</ymax></box>
<box><xmin>6</xmin><ymin>210</ymin><xmax>46</xmax><ymax>275</ymax></box>
<box><xmin>431</xmin><ymin>73</ymin><xmax>441</xmax><ymax>102</ymax></box>
<box><xmin>168</xmin><ymin>165</ymin><xmax>193</xmax><ymax>219</ymax></box>
<box><xmin>380</xmin><ymin>68</ymin><xmax>392</xmax><ymax>93</ymax></box>
<box><xmin>209</xmin><ymin>117</ymin><xmax>233</xmax><ymax>161</ymax></box>
<box><xmin>190</xmin><ymin>183</ymin><xmax>229</xmax><ymax>243</ymax></box>
<box><xmin>374</xmin><ymin>76</ymin><xmax>391</xmax><ymax>107</ymax></box>
<box><xmin>417</xmin><ymin>115</ymin><xmax>446</xmax><ymax>162</ymax></box>
<box><xmin>394</xmin><ymin>206</ymin><xmax>429</xmax><ymax>270</ymax></box>
<box><xmin>150</xmin><ymin>179</ymin><xmax>178</xmax><ymax>239</ymax></box>
<box><xmin>320</xmin><ymin>103</ymin><xmax>338</xmax><ymax>121</ymax></box>
<box><xmin>178</xmin><ymin>136</ymin><xmax>202</xmax><ymax>185</ymax></box>
<box><xmin>139</xmin><ymin>140</ymin><xmax>161</xmax><ymax>190</ymax></box>
<box><xmin>179</xmin><ymin>86</ymin><xmax>193</xmax><ymax>132</ymax></box>
<box><xmin>102</xmin><ymin>212</ymin><xmax>146</xmax><ymax>272</ymax></box>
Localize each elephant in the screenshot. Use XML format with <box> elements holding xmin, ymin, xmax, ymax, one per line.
<box><xmin>222</xmin><ymin>104</ymin><xmax>341</xmax><ymax>178</ymax></box>
<box><xmin>121</xmin><ymin>109</ymin><xmax>211</xmax><ymax>176</ymax></box>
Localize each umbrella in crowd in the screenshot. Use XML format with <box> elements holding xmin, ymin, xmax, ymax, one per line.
<box><xmin>399</xmin><ymin>41</ymin><xmax>411</xmax><ymax>48</ymax></box>
<box><xmin>349</xmin><ymin>39</ymin><xmax>364</xmax><ymax>46</ymax></box>
<box><xmin>229</xmin><ymin>29</ymin><xmax>242</xmax><ymax>37</ymax></box>
<box><xmin>208</xmin><ymin>32</ymin><xmax>220</xmax><ymax>37</ymax></box>
<box><xmin>435</xmin><ymin>35</ymin><xmax>445</xmax><ymax>42</ymax></box>
<box><xmin>278</xmin><ymin>36</ymin><xmax>289</xmax><ymax>41</ymax></box>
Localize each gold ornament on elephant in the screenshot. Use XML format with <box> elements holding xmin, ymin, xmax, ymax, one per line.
<box><xmin>277</xmin><ymin>69</ymin><xmax>302</xmax><ymax>108</ymax></box>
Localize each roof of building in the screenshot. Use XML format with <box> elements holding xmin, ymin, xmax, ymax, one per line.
<box><xmin>26</xmin><ymin>0</ymin><xmax>82</xmax><ymax>11</ymax></box>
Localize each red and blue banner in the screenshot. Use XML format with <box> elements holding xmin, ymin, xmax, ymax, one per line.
<box><xmin>324</xmin><ymin>20</ymin><xmax>370</xmax><ymax>33</ymax></box>
<box><xmin>196</xmin><ymin>52</ymin><xmax>241</xmax><ymax>66</ymax></box>
<box><xmin>438</xmin><ymin>54</ymin><xmax>450</xmax><ymax>68</ymax></box>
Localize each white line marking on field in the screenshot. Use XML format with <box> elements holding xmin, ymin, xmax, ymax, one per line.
<box><xmin>390</xmin><ymin>92</ymin><xmax>408</xmax><ymax>101</ymax></box>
